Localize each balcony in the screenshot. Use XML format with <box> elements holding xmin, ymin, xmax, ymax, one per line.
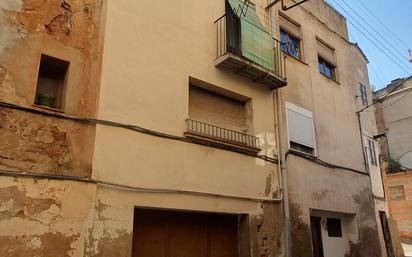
<box><xmin>184</xmin><ymin>119</ymin><xmax>261</xmax><ymax>154</ymax></box>
<box><xmin>214</xmin><ymin>14</ymin><xmax>287</xmax><ymax>90</ymax></box>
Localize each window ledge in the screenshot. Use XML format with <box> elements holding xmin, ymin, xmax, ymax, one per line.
<box><xmin>33</xmin><ymin>104</ymin><xmax>65</xmax><ymax>113</ymax></box>
<box><xmin>319</xmin><ymin>73</ymin><xmax>340</xmax><ymax>85</ymax></box>
<box><xmin>284</xmin><ymin>53</ymin><xmax>308</xmax><ymax>66</ymax></box>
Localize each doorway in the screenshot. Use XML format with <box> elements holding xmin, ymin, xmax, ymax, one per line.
<box><xmin>310</xmin><ymin>216</ymin><xmax>325</xmax><ymax>257</ymax></box>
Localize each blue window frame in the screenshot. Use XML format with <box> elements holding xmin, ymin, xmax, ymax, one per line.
<box><xmin>280</xmin><ymin>30</ymin><xmax>301</xmax><ymax>59</ymax></box>
<box><xmin>318</xmin><ymin>57</ymin><xmax>335</xmax><ymax>80</ymax></box>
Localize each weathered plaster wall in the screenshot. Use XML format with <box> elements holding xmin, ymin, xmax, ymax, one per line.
<box><xmin>85</xmin><ymin>186</ymin><xmax>284</xmax><ymax>257</ymax></box>
<box><xmin>0</xmin><ymin>0</ymin><xmax>103</xmax><ymax>176</ymax></box>
<box><xmin>93</xmin><ymin>124</ymin><xmax>280</xmax><ymax>200</ymax></box>
<box><xmin>0</xmin><ymin>0</ymin><xmax>103</xmax><ymax>116</ymax></box>
<box><xmin>287</xmin><ymin>155</ymin><xmax>382</xmax><ymax>257</ymax></box>
<box><xmin>0</xmin><ymin>1</ymin><xmax>103</xmax><ymax>256</ymax></box>
<box><xmin>268</xmin><ymin>1</ymin><xmax>384</xmax><ymax>256</ymax></box>
<box><xmin>0</xmin><ymin>176</ymin><xmax>96</xmax><ymax>257</ymax></box>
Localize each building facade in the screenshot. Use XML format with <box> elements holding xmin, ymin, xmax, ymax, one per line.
<box><xmin>271</xmin><ymin>1</ymin><xmax>387</xmax><ymax>256</ymax></box>
<box><xmin>0</xmin><ymin>0</ymin><xmax>388</xmax><ymax>257</ymax></box>
<box><xmin>375</xmin><ymin>76</ymin><xmax>412</xmax><ymax>171</ymax></box>
<box><xmin>375</xmin><ymin>76</ymin><xmax>412</xmax><ymax>245</ymax></box>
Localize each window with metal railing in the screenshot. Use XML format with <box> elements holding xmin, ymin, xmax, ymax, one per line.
<box><xmin>186</xmin><ymin>84</ymin><xmax>260</xmax><ymax>153</ymax></box>
<box><xmin>185</xmin><ymin>119</ymin><xmax>260</xmax><ymax>150</ymax></box>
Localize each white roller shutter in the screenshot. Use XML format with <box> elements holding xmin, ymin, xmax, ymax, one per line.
<box><xmin>286</xmin><ymin>102</ymin><xmax>315</xmax><ymax>148</ymax></box>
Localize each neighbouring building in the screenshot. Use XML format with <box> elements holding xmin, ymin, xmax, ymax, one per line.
<box><xmin>270</xmin><ymin>1</ymin><xmax>390</xmax><ymax>256</ymax></box>
<box><xmin>386</xmin><ymin>171</ymin><xmax>412</xmax><ymax>243</ymax></box>
<box><xmin>375</xmin><ymin>76</ymin><xmax>412</xmax><ymax>170</ymax></box>
<box><xmin>0</xmin><ymin>0</ymin><xmax>391</xmax><ymax>257</ymax></box>
<box><xmin>375</xmin><ymin>76</ymin><xmax>412</xmax><ymax>245</ymax></box>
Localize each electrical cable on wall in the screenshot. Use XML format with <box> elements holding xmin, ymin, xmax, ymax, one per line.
<box><xmin>0</xmin><ymin>101</ymin><xmax>369</xmax><ymax>176</ymax></box>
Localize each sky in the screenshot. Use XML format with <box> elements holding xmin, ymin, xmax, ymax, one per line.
<box><xmin>324</xmin><ymin>0</ymin><xmax>412</xmax><ymax>90</ymax></box>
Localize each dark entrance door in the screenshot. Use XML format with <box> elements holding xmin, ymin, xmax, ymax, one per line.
<box><xmin>310</xmin><ymin>216</ymin><xmax>324</xmax><ymax>257</ymax></box>
<box><xmin>132</xmin><ymin>209</ymin><xmax>239</xmax><ymax>257</ymax></box>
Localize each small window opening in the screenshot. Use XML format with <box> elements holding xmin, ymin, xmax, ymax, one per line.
<box><xmin>327</xmin><ymin>218</ymin><xmax>342</xmax><ymax>237</ymax></box>
<box><xmin>360</xmin><ymin>83</ymin><xmax>368</xmax><ymax>106</ymax></box>
<box><xmin>35</xmin><ymin>54</ymin><xmax>69</xmax><ymax>110</ymax></box>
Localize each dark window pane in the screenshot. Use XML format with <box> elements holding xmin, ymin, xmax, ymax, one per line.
<box><xmin>290</xmin><ymin>141</ymin><xmax>314</xmax><ymax>155</ymax></box>
<box><xmin>280</xmin><ymin>30</ymin><xmax>288</xmax><ymax>53</ymax></box>
<box><xmin>289</xmin><ymin>37</ymin><xmax>299</xmax><ymax>58</ymax></box>
<box><xmin>324</xmin><ymin>65</ymin><xmax>332</xmax><ymax>78</ymax></box>
<box><xmin>327</xmin><ymin>218</ymin><xmax>342</xmax><ymax>237</ymax></box>
<box><xmin>280</xmin><ymin>30</ymin><xmax>300</xmax><ymax>58</ymax></box>
<box><xmin>318</xmin><ymin>62</ymin><xmax>324</xmax><ymax>74</ymax></box>
<box><xmin>35</xmin><ymin>55</ymin><xmax>69</xmax><ymax>109</ymax></box>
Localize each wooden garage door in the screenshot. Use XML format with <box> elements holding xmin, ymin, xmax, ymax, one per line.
<box><xmin>132</xmin><ymin>209</ymin><xmax>239</xmax><ymax>257</ymax></box>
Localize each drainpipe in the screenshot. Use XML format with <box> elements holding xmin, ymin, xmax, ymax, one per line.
<box><xmin>268</xmin><ymin>4</ymin><xmax>291</xmax><ymax>256</ymax></box>
<box><xmin>357</xmin><ymin>112</ymin><xmax>369</xmax><ymax>173</ymax></box>
<box><xmin>275</xmin><ymin>89</ymin><xmax>291</xmax><ymax>257</ymax></box>
<box><xmin>385</xmin><ymin>129</ymin><xmax>391</xmax><ymax>161</ymax></box>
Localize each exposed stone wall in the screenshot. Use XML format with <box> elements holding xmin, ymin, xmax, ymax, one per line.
<box><xmin>0</xmin><ymin>108</ymin><xmax>94</xmax><ymax>177</ymax></box>
<box><xmin>0</xmin><ymin>0</ymin><xmax>103</xmax><ymax>175</ymax></box>
<box><xmin>0</xmin><ymin>1</ymin><xmax>102</xmax><ymax>256</ymax></box>
<box><xmin>0</xmin><ymin>0</ymin><xmax>103</xmax><ymax>115</ymax></box>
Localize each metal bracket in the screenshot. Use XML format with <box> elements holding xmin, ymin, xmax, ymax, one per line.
<box><xmin>266</xmin><ymin>0</ymin><xmax>310</xmax><ymax>11</ymax></box>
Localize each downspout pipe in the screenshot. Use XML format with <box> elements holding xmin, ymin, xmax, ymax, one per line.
<box><xmin>268</xmin><ymin>3</ymin><xmax>291</xmax><ymax>256</ymax></box>
<box><xmin>357</xmin><ymin>112</ymin><xmax>369</xmax><ymax>173</ymax></box>
<box><xmin>275</xmin><ymin>89</ymin><xmax>291</xmax><ymax>257</ymax></box>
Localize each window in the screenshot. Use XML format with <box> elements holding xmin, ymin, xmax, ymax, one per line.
<box><xmin>318</xmin><ymin>57</ymin><xmax>336</xmax><ymax>80</ymax></box>
<box><xmin>286</xmin><ymin>102</ymin><xmax>315</xmax><ymax>155</ymax></box>
<box><xmin>279</xmin><ymin>13</ymin><xmax>302</xmax><ymax>60</ymax></box>
<box><xmin>188</xmin><ymin>85</ymin><xmax>248</xmax><ymax>132</ymax></box>
<box><xmin>327</xmin><ymin>218</ymin><xmax>342</xmax><ymax>237</ymax></box>
<box><xmin>316</xmin><ymin>38</ymin><xmax>337</xmax><ymax>81</ymax></box>
<box><xmin>35</xmin><ymin>54</ymin><xmax>69</xmax><ymax>110</ymax></box>
<box><xmin>280</xmin><ymin>30</ymin><xmax>301</xmax><ymax>59</ymax></box>
<box><xmin>359</xmin><ymin>83</ymin><xmax>368</xmax><ymax>106</ymax></box>
<box><xmin>186</xmin><ymin>83</ymin><xmax>259</xmax><ymax>151</ymax></box>
<box><xmin>389</xmin><ymin>185</ymin><xmax>406</xmax><ymax>200</ymax></box>
<box><xmin>367</xmin><ymin>139</ymin><xmax>378</xmax><ymax>166</ymax></box>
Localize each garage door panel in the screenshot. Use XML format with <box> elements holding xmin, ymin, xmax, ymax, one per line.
<box><xmin>133</xmin><ymin>209</ymin><xmax>238</xmax><ymax>257</ymax></box>
<box><xmin>209</xmin><ymin>216</ymin><xmax>239</xmax><ymax>257</ymax></box>
<box><xmin>168</xmin><ymin>212</ymin><xmax>208</xmax><ymax>257</ymax></box>
<box><xmin>133</xmin><ymin>209</ymin><xmax>167</xmax><ymax>257</ymax></box>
